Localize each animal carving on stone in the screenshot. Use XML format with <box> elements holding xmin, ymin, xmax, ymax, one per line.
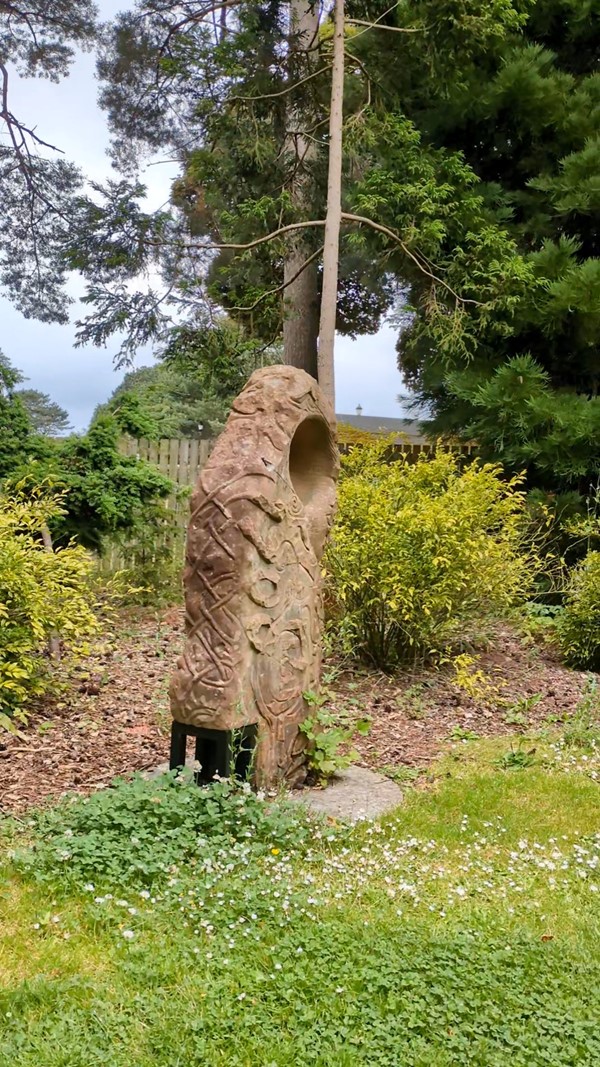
<box><xmin>169</xmin><ymin>365</ymin><xmax>339</xmax><ymax>786</ymax></box>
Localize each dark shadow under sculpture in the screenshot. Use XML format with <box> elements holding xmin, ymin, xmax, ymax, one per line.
<box><xmin>169</xmin><ymin>365</ymin><xmax>339</xmax><ymax>787</ymax></box>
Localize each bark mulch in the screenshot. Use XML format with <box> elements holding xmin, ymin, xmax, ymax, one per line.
<box><xmin>0</xmin><ymin>612</ymin><xmax>595</xmax><ymax>813</ymax></box>
<box><xmin>0</xmin><ymin>608</ymin><xmax>182</xmax><ymax>815</ymax></box>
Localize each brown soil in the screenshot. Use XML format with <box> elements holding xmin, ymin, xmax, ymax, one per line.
<box><xmin>335</xmin><ymin>626</ymin><xmax>595</xmax><ymax>774</ymax></box>
<box><xmin>0</xmin><ymin>611</ymin><xmax>595</xmax><ymax>814</ymax></box>
<box><xmin>0</xmin><ymin>609</ymin><xmax>182</xmax><ymax>815</ymax></box>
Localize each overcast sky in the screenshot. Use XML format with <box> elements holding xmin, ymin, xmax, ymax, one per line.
<box><xmin>1</xmin><ymin>1</ymin><xmax>410</xmax><ymax>431</ymax></box>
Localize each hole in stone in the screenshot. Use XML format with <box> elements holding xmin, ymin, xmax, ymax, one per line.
<box><xmin>288</xmin><ymin>416</ymin><xmax>337</xmax><ymax>556</ymax></box>
<box><xmin>288</xmin><ymin>417</ymin><xmax>336</xmax><ymax>507</ymax></box>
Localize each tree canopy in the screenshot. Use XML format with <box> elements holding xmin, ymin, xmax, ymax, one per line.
<box><xmin>70</xmin><ymin>0</ymin><xmax>530</xmax><ymax>379</ymax></box>
<box><xmin>0</xmin><ymin>1</ymin><xmax>97</xmax><ymax>321</ymax></box>
<box><xmin>93</xmin><ymin>319</ymin><xmax>278</xmax><ymax>438</ymax></box>
<box><xmin>392</xmin><ymin>0</ymin><xmax>600</xmax><ymax>491</ymax></box>
<box><xmin>16</xmin><ymin>389</ymin><xmax>71</xmax><ymax>436</ymax></box>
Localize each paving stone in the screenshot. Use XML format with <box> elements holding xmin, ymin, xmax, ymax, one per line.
<box><xmin>287</xmin><ymin>765</ymin><xmax>403</xmax><ymax>822</ymax></box>
<box><xmin>148</xmin><ymin>761</ymin><xmax>402</xmax><ymax>823</ymax></box>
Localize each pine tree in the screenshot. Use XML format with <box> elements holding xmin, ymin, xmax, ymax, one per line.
<box><xmin>74</xmin><ymin>0</ymin><xmax>526</xmax><ymax>403</ymax></box>
<box><xmin>388</xmin><ymin>0</ymin><xmax>600</xmax><ymax>491</ymax></box>
<box><xmin>16</xmin><ymin>389</ymin><xmax>71</xmax><ymax>436</ymax></box>
<box><xmin>0</xmin><ymin>2</ymin><xmax>97</xmax><ymax>320</ymax></box>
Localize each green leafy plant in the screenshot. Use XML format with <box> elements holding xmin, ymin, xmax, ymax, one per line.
<box><xmin>558</xmin><ymin>552</ymin><xmax>600</xmax><ymax>670</ymax></box>
<box><xmin>503</xmin><ymin>710</ymin><xmax>527</xmax><ymax>727</ymax></box>
<box><xmin>12</xmin><ymin>771</ymin><xmax>321</xmax><ymax>888</ymax></box>
<box><xmin>0</xmin><ymin>486</ymin><xmax>102</xmax><ymax>721</ymax></box>
<box><xmin>449</xmin><ymin>726</ymin><xmax>481</xmax><ymax>742</ymax></box>
<box><xmin>521</xmin><ymin>602</ymin><xmax>564</xmax><ymax>643</ymax></box>
<box><xmin>300</xmin><ymin>691</ymin><xmax>371</xmax><ymax>782</ymax></box>
<box><xmin>495</xmin><ymin>742</ymin><xmax>537</xmax><ymax>771</ymax></box>
<box><xmin>502</xmin><ymin>693</ymin><xmax>543</xmax><ymax>727</ymax></box>
<box><xmin>326</xmin><ymin>441</ymin><xmax>535</xmax><ymax>670</ymax></box>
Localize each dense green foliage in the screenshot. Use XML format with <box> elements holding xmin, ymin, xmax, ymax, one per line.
<box><xmin>36</xmin><ymin>417</ymin><xmax>173</xmax><ymax>552</ymax></box>
<box><xmin>446</xmin><ymin>355</ymin><xmax>600</xmax><ymax>486</ymax></box>
<box><xmin>94</xmin><ymin>320</ymin><xmax>277</xmax><ymax>438</ymax></box>
<box><xmin>3</xmin><ymin>738</ymin><xmax>600</xmax><ymax>1065</ymax></box>
<box><xmin>13</xmin><ymin>772</ymin><xmax>319</xmax><ymax>887</ymax></box>
<box><xmin>0</xmin><ymin>354</ymin><xmax>172</xmax><ymax>553</ymax></box>
<box><xmin>0</xmin><ymin>489</ymin><xmax>101</xmax><ymax>719</ymax></box>
<box><xmin>393</xmin><ymin>0</ymin><xmax>600</xmax><ymax>492</ymax></box>
<box><xmin>0</xmin><ymin>353</ymin><xmax>39</xmax><ymax>480</ymax></box>
<box><xmin>559</xmin><ymin>551</ymin><xmax>600</xmax><ymax>671</ymax></box>
<box><xmin>327</xmin><ymin>441</ymin><xmax>534</xmax><ymax>668</ymax></box>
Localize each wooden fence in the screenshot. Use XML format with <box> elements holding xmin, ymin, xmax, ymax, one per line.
<box><xmin>101</xmin><ymin>432</ymin><xmax>474</xmax><ymax>571</ymax></box>
<box><xmin>119</xmin><ymin>435</ymin><xmax>214</xmax><ymax>504</ymax></box>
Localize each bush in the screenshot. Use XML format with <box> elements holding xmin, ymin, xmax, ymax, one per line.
<box><xmin>558</xmin><ymin>552</ymin><xmax>600</xmax><ymax>670</ymax></box>
<box><xmin>326</xmin><ymin>441</ymin><xmax>534</xmax><ymax>669</ymax></box>
<box><xmin>0</xmin><ymin>488</ymin><xmax>101</xmax><ymax>721</ymax></box>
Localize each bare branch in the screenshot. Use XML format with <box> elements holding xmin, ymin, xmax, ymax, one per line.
<box><xmin>206</xmin><ymin>219</ymin><xmax>327</xmax><ymax>251</ymax></box>
<box><xmin>346</xmin><ymin>19</ymin><xmax>422</xmax><ymax>33</ymax></box>
<box><xmin>345</xmin><ymin>1</ymin><xmax>423</xmax><ymax>41</ymax></box>
<box><xmin>340</xmin><ymin>212</ymin><xmax>481</xmax><ymax>305</ymax></box>
<box><xmin>202</xmin><ymin>213</ymin><xmax>480</xmax><ymax>307</ymax></box>
<box><xmin>228</xmin><ymin>245</ymin><xmax>324</xmax><ymax>312</ymax></box>
<box><xmin>229</xmin><ymin>65</ymin><xmax>332</xmax><ymax>104</ymax></box>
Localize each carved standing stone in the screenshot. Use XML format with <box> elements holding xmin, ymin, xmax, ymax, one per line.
<box><xmin>169</xmin><ymin>365</ymin><xmax>339</xmax><ymax>787</ymax></box>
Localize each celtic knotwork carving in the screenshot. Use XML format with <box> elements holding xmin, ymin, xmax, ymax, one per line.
<box><xmin>169</xmin><ymin>365</ymin><xmax>339</xmax><ymax>786</ymax></box>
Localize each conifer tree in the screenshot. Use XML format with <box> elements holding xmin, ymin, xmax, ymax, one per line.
<box><xmin>75</xmin><ymin>0</ymin><xmax>526</xmax><ymax>406</ymax></box>
<box><xmin>387</xmin><ymin>0</ymin><xmax>600</xmax><ymax>490</ymax></box>
<box><xmin>0</xmin><ymin>1</ymin><xmax>97</xmax><ymax>320</ymax></box>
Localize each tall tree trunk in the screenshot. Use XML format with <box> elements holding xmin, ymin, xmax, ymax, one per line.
<box><xmin>318</xmin><ymin>0</ymin><xmax>344</xmax><ymax>404</ymax></box>
<box><xmin>283</xmin><ymin>255</ymin><xmax>319</xmax><ymax>376</ymax></box>
<box><xmin>283</xmin><ymin>0</ymin><xmax>320</xmax><ymax>378</ymax></box>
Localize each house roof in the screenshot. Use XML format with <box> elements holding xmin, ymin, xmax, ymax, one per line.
<box><xmin>336</xmin><ymin>413</ymin><xmax>428</xmax><ymax>444</ymax></box>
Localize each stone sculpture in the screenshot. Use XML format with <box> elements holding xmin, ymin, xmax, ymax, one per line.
<box><xmin>169</xmin><ymin>365</ymin><xmax>339</xmax><ymax>787</ymax></box>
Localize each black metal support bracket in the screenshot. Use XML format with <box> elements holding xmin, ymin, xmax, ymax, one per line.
<box><xmin>169</xmin><ymin>721</ymin><xmax>257</xmax><ymax>784</ymax></box>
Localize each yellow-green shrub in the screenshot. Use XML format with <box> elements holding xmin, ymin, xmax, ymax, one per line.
<box><xmin>326</xmin><ymin>441</ymin><xmax>534</xmax><ymax>669</ymax></box>
<box><xmin>558</xmin><ymin>551</ymin><xmax>600</xmax><ymax>671</ymax></box>
<box><xmin>0</xmin><ymin>489</ymin><xmax>101</xmax><ymax>722</ymax></box>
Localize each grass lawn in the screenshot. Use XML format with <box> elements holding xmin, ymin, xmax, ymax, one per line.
<box><xmin>1</xmin><ymin>733</ymin><xmax>600</xmax><ymax>1066</ymax></box>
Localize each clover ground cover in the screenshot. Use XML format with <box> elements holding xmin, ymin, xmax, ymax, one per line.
<box><xmin>1</xmin><ymin>738</ymin><xmax>599</xmax><ymax>1066</ymax></box>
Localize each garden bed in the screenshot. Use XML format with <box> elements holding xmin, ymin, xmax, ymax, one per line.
<box><xmin>0</xmin><ymin>609</ymin><xmax>594</xmax><ymax>813</ymax></box>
